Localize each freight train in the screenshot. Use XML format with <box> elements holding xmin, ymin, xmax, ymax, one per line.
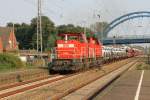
<box><xmin>48</xmin><ymin>33</ymin><xmax>142</xmax><ymax>73</ymax></box>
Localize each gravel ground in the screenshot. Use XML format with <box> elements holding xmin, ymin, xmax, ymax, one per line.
<box><xmin>0</xmin><ymin>68</ymin><xmax>49</xmax><ymax>89</ymax></box>
<box><xmin>5</xmin><ymin>59</ymin><xmax>134</xmax><ymax>100</ymax></box>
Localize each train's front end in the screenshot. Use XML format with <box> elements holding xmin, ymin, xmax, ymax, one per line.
<box><xmin>49</xmin><ymin>33</ymin><xmax>85</xmax><ymax>73</ymax></box>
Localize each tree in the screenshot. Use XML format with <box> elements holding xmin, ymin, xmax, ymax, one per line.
<box><xmin>7</xmin><ymin>22</ymin><xmax>32</xmax><ymax>49</ymax></box>
<box><xmin>7</xmin><ymin>16</ymin><xmax>56</xmax><ymax>50</ymax></box>
<box><xmin>56</xmin><ymin>24</ymin><xmax>92</xmax><ymax>33</ymax></box>
<box><xmin>7</xmin><ymin>22</ymin><xmax>13</xmax><ymax>27</ymax></box>
<box><xmin>92</xmin><ymin>22</ymin><xmax>108</xmax><ymax>38</ymax></box>
<box><xmin>31</xmin><ymin>16</ymin><xmax>55</xmax><ymax>50</ymax></box>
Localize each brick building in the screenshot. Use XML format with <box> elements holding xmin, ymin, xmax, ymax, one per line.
<box><xmin>0</xmin><ymin>37</ymin><xmax>3</xmax><ymax>52</ymax></box>
<box><xmin>0</xmin><ymin>27</ymin><xmax>18</xmax><ymax>52</ymax></box>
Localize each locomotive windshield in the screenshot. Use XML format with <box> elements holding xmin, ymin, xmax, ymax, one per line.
<box><xmin>58</xmin><ymin>33</ymin><xmax>86</xmax><ymax>42</ymax></box>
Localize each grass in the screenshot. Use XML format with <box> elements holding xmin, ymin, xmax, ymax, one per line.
<box><xmin>0</xmin><ymin>53</ymin><xmax>25</xmax><ymax>73</ymax></box>
<box><xmin>136</xmin><ymin>62</ymin><xmax>150</xmax><ymax>70</ymax></box>
<box><xmin>0</xmin><ymin>53</ymin><xmax>47</xmax><ymax>74</ymax></box>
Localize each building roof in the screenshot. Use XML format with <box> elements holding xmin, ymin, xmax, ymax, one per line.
<box><xmin>0</xmin><ymin>27</ymin><xmax>12</xmax><ymax>36</ymax></box>
<box><xmin>0</xmin><ymin>37</ymin><xmax>2</xmax><ymax>49</ymax></box>
<box><xmin>0</xmin><ymin>27</ymin><xmax>13</xmax><ymax>48</ymax></box>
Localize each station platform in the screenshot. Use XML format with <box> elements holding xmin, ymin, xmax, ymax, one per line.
<box><xmin>93</xmin><ymin>69</ymin><xmax>150</xmax><ymax>100</ymax></box>
<box><xmin>62</xmin><ymin>61</ymin><xmax>136</xmax><ymax>100</ymax></box>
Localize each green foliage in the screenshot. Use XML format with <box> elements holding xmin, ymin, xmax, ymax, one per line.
<box><xmin>56</xmin><ymin>24</ymin><xmax>92</xmax><ymax>33</ymax></box>
<box><xmin>7</xmin><ymin>22</ymin><xmax>33</xmax><ymax>49</ymax></box>
<box><xmin>0</xmin><ymin>53</ymin><xmax>25</xmax><ymax>71</ymax></box>
<box><xmin>31</xmin><ymin>16</ymin><xmax>55</xmax><ymax>50</ymax></box>
<box><xmin>7</xmin><ymin>16</ymin><xmax>55</xmax><ymax>50</ymax></box>
<box><xmin>92</xmin><ymin>22</ymin><xmax>108</xmax><ymax>38</ymax></box>
<box><xmin>136</xmin><ymin>63</ymin><xmax>150</xmax><ymax>70</ymax></box>
<box><xmin>57</xmin><ymin>24</ymin><xmax>85</xmax><ymax>33</ymax></box>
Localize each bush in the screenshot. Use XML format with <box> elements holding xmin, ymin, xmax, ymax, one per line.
<box><xmin>0</xmin><ymin>53</ymin><xmax>25</xmax><ymax>70</ymax></box>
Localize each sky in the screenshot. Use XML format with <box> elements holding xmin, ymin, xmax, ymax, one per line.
<box><xmin>0</xmin><ymin>0</ymin><xmax>150</xmax><ymax>37</ymax></box>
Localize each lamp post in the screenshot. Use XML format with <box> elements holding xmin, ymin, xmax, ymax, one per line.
<box><xmin>82</xmin><ymin>20</ymin><xmax>86</xmax><ymax>35</ymax></box>
<box><xmin>113</xmin><ymin>35</ymin><xmax>116</xmax><ymax>47</ymax></box>
<box><xmin>97</xmin><ymin>14</ymin><xmax>103</xmax><ymax>45</ymax></box>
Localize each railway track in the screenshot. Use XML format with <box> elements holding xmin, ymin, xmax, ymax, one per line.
<box><xmin>1</xmin><ymin>58</ymin><xmax>138</xmax><ymax>100</ymax></box>
<box><xmin>0</xmin><ymin>71</ymin><xmax>87</xmax><ymax>99</ymax></box>
<box><xmin>0</xmin><ymin>68</ymin><xmax>49</xmax><ymax>88</ymax></box>
<box><xmin>0</xmin><ymin>75</ymin><xmax>66</xmax><ymax>99</ymax></box>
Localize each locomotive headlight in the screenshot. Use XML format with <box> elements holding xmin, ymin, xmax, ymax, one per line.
<box><xmin>68</xmin><ymin>44</ymin><xmax>74</xmax><ymax>48</ymax></box>
<box><xmin>58</xmin><ymin>44</ymin><xmax>63</xmax><ymax>47</ymax></box>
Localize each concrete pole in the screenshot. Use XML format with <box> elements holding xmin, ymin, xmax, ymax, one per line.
<box><xmin>12</xmin><ymin>23</ymin><xmax>15</xmax><ymax>48</ymax></box>
<box><xmin>101</xmin><ymin>23</ymin><xmax>103</xmax><ymax>45</ymax></box>
<box><xmin>84</xmin><ymin>25</ymin><xmax>86</xmax><ymax>35</ymax></box>
<box><xmin>37</xmin><ymin>0</ymin><xmax>39</xmax><ymax>52</ymax></box>
<box><xmin>39</xmin><ymin>0</ymin><xmax>43</xmax><ymax>54</ymax></box>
